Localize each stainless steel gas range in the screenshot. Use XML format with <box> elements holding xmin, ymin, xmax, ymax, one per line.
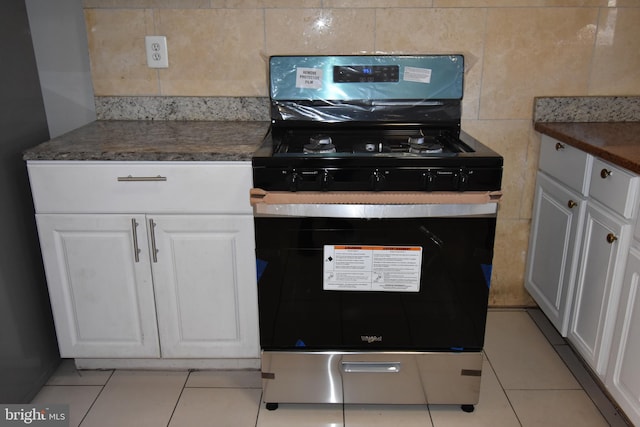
<box><xmin>250</xmin><ymin>55</ymin><xmax>503</xmax><ymax>412</ymax></box>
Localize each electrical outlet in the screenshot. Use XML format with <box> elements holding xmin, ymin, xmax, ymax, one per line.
<box><xmin>145</xmin><ymin>36</ymin><xmax>168</xmax><ymax>68</ymax></box>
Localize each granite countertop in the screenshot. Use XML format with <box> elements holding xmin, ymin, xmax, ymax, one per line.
<box><xmin>23</xmin><ymin>120</ymin><xmax>271</xmax><ymax>161</ymax></box>
<box><xmin>534</xmin><ymin>122</ymin><xmax>640</xmax><ymax>175</ymax></box>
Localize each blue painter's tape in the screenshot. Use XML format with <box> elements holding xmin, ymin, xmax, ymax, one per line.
<box><xmin>256</xmin><ymin>259</ymin><xmax>268</xmax><ymax>282</ymax></box>
<box><xmin>481</xmin><ymin>264</ymin><xmax>492</xmax><ymax>288</ymax></box>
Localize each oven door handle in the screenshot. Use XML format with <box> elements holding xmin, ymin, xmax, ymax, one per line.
<box><xmin>341</xmin><ymin>362</ymin><xmax>401</xmax><ymax>374</ymax></box>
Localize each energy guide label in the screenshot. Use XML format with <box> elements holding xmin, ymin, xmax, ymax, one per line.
<box><xmin>323</xmin><ymin>245</ymin><xmax>422</xmax><ymax>292</ymax></box>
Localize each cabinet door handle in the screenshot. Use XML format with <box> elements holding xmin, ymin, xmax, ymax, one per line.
<box><xmin>149</xmin><ymin>218</ymin><xmax>159</xmax><ymax>263</ymax></box>
<box><xmin>600</xmin><ymin>168</ymin><xmax>612</xmax><ymax>179</ymax></box>
<box><xmin>555</xmin><ymin>142</ymin><xmax>565</xmax><ymax>151</ymax></box>
<box><xmin>606</xmin><ymin>233</ymin><xmax>618</xmax><ymax>244</ymax></box>
<box><xmin>117</xmin><ymin>175</ymin><xmax>167</xmax><ymax>182</ymax></box>
<box><xmin>131</xmin><ymin>218</ymin><xmax>141</xmax><ymax>263</ymax></box>
<box><xmin>567</xmin><ymin>200</ymin><xmax>577</xmax><ymax>209</ymax></box>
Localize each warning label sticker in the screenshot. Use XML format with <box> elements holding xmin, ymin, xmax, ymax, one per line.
<box><xmin>323</xmin><ymin>245</ymin><xmax>422</xmax><ymax>292</ymax></box>
<box><xmin>296</xmin><ymin>67</ymin><xmax>323</xmax><ymax>89</ymax></box>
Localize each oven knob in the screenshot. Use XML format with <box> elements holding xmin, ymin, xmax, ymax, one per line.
<box><xmin>422</xmin><ymin>171</ymin><xmax>436</xmax><ymax>191</ymax></box>
<box><xmin>370</xmin><ymin>170</ymin><xmax>386</xmax><ymax>191</ymax></box>
<box><xmin>319</xmin><ymin>170</ymin><xmax>333</xmax><ymax>191</ymax></box>
<box><xmin>454</xmin><ymin>169</ymin><xmax>469</xmax><ymax>191</ymax></box>
<box><xmin>286</xmin><ymin>172</ymin><xmax>301</xmax><ymax>192</ymax></box>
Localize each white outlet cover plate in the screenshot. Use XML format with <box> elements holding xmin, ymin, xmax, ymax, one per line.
<box><xmin>145</xmin><ymin>36</ymin><xmax>168</xmax><ymax>68</ymax></box>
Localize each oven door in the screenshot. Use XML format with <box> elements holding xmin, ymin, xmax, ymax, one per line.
<box><xmin>254</xmin><ymin>202</ymin><xmax>497</xmax><ymax>353</ymax></box>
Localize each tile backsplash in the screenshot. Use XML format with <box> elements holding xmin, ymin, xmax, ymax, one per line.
<box><xmin>81</xmin><ymin>0</ymin><xmax>640</xmax><ymax>306</ymax></box>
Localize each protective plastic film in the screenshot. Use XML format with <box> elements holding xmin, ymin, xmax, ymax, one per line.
<box><xmin>269</xmin><ymin>55</ymin><xmax>464</xmax><ymax>123</ymax></box>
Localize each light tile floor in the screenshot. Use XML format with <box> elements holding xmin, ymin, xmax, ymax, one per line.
<box><xmin>31</xmin><ymin>309</ymin><xmax>631</xmax><ymax>427</ymax></box>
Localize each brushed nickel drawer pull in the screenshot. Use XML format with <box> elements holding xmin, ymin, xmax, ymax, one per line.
<box><xmin>606</xmin><ymin>233</ymin><xmax>618</xmax><ymax>244</ymax></box>
<box><xmin>600</xmin><ymin>168</ymin><xmax>612</xmax><ymax>179</ymax></box>
<box><xmin>567</xmin><ymin>200</ymin><xmax>577</xmax><ymax>209</ymax></box>
<box><xmin>555</xmin><ymin>142</ymin><xmax>565</xmax><ymax>151</ymax></box>
<box><xmin>149</xmin><ymin>218</ymin><xmax>159</xmax><ymax>263</ymax></box>
<box><xmin>131</xmin><ymin>218</ymin><xmax>141</xmax><ymax>263</ymax></box>
<box><xmin>117</xmin><ymin>175</ymin><xmax>167</xmax><ymax>182</ymax></box>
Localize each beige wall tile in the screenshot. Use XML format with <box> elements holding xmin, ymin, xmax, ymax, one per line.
<box><xmin>325</xmin><ymin>0</ymin><xmax>433</xmax><ymax>6</ymax></box>
<box><xmin>265</xmin><ymin>8</ymin><xmax>376</xmax><ymax>55</ymax></box>
<box><xmin>376</xmin><ymin>8</ymin><xmax>486</xmax><ymax>119</ymax></box>
<box><xmin>480</xmin><ymin>8</ymin><xmax>598</xmax><ymax>120</ymax></box>
<box><xmin>520</xmin><ymin>128</ymin><xmax>541</xmax><ymax>220</ymax></box>
<box><xmin>435</xmin><ymin>0</ymin><xmax>607</xmax><ymax>5</ymax></box>
<box><xmin>589</xmin><ymin>8</ymin><xmax>640</xmax><ymax>95</ymax></box>
<box><xmin>490</xmin><ymin>219</ymin><xmax>535</xmax><ymax>306</ymax></box>
<box><xmin>212</xmin><ymin>0</ymin><xmax>322</xmax><ymax>7</ymax></box>
<box><xmin>85</xmin><ymin>9</ymin><xmax>159</xmax><ymax>95</ymax></box>
<box><xmin>83</xmin><ymin>0</ymin><xmax>209</xmax><ymax>8</ymax></box>
<box><xmin>157</xmin><ymin>9</ymin><xmax>266</xmax><ymax>96</ymax></box>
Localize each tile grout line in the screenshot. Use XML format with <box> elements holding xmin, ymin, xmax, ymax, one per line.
<box><xmin>77</xmin><ymin>369</ymin><xmax>114</xmax><ymax>427</ymax></box>
<box><xmin>254</xmin><ymin>390</ymin><xmax>263</xmax><ymax>427</ymax></box>
<box><xmin>482</xmin><ymin>349</ymin><xmax>525</xmax><ymax>427</ymax></box>
<box><xmin>525</xmin><ymin>308</ymin><xmax>629</xmax><ymax>427</ymax></box>
<box><xmin>164</xmin><ymin>370</ymin><xmax>191</xmax><ymax>427</ymax></box>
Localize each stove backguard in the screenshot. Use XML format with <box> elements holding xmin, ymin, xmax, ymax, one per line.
<box><xmin>269</xmin><ymin>55</ymin><xmax>464</xmax><ymax>125</ymax></box>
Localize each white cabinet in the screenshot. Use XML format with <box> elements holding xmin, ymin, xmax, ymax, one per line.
<box><xmin>606</xmin><ymin>246</ymin><xmax>640</xmax><ymax>427</ymax></box>
<box><xmin>568</xmin><ymin>157</ymin><xmax>638</xmax><ymax>378</ymax></box>
<box><xmin>151</xmin><ymin>215</ymin><xmax>258</xmax><ymax>358</ymax></box>
<box><xmin>568</xmin><ymin>202</ymin><xmax>631</xmax><ymax>378</ymax></box>
<box><xmin>526</xmin><ymin>173</ymin><xmax>586</xmax><ymax>335</ymax></box>
<box><xmin>28</xmin><ymin>161</ymin><xmax>259</xmax><ymax>363</ymax></box>
<box><xmin>527</xmin><ymin>133</ymin><xmax>640</xmax><ymax>424</ymax></box>
<box><xmin>525</xmin><ymin>135</ymin><xmax>592</xmax><ymax>335</ymax></box>
<box><xmin>35</xmin><ymin>214</ymin><xmax>159</xmax><ymax>358</ymax></box>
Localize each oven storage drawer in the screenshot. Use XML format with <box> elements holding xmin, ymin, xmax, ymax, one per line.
<box><xmin>261</xmin><ymin>351</ymin><xmax>483</xmax><ymax>405</ymax></box>
<box><xmin>27</xmin><ymin>161</ymin><xmax>253</xmax><ymax>214</ymax></box>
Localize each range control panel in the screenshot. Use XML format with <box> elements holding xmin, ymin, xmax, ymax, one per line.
<box><xmin>252</xmin><ymin>166</ymin><xmax>503</xmax><ymax>192</ymax></box>
<box><xmin>269</xmin><ymin>54</ymin><xmax>464</xmax><ymax>101</ymax></box>
<box><xmin>333</xmin><ymin>65</ymin><xmax>400</xmax><ymax>83</ymax></box>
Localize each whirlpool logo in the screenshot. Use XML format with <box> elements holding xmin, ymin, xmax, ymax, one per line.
<box><xmin>361</xmin><ymin>335</ymin><xmax>383</xmax><ymax>343</ymax></box>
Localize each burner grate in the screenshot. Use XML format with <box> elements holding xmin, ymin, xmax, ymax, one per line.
<box><xmin>274</xmin><ymin>127</ymin><xmax>463</xmax><ymax>157</ymax></box>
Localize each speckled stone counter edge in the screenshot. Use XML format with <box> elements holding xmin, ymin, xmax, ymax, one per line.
<box><xmin>534</xmin><ymin>96</ymin><xmax>640</xmax><ymax>122</ymax></box>
<box><xmin>95</xmin><ymin>96</ymin><xmax>271</xmax><ymax>121</ymax></box>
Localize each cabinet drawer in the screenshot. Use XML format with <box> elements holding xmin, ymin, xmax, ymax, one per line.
<box><xmin>27</xmin><ymin>161</ymin><xmax>253</xmax><ymax>214</ymax></box>
<box><xmin>539</xmin><ymin>135</ymin><xmax>592</xmax><ymax>195</ymax></box>
<box><xmin>589</xmin><ymin>158</ymin><xmax>639</xmax><ymax>219</ymax></box>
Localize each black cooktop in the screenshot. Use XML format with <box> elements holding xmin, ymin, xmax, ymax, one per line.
<box><xmin>272</xmin><ymin>126</ymin><xmax>466</xmax><ymax>157</ymax></box>
<box><xmin>252</xmin><ymin>125</ymin><xmax>502</xmax><ymax>192</ymax></box>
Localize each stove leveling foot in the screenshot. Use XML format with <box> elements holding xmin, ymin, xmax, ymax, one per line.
<box><xmin>461</xmin><ymin>404</ymin><xmax>475</xmax><ymax>413</ymax></box>
<box><xmin>266</xmin><ymin>403</ymin><xmax>279</xmax><ymax>411</ymax></box>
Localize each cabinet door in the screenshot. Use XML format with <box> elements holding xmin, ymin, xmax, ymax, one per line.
<box><xmin>150</xmin><ymin>215</ymin><xmax>259</xmax><ymax>358</ymax></box>
<box><xmin>569</xmin><ymin>203</ymin><xmax>630</xmax><ymax>377</ymax></box>
<box><xmin>35</xmin><ymin>214</ymin><xmax>160</xmax><ymax>358</ymax></box>
<box><xmin>525</xmin><ymin>173</ymin><xmax>586</xmax><ymax>336</ymax></box>
<box><xmin>606</xmin><ymin>246</ymin><xmax>640</xmax><ymax>427</ymax></box>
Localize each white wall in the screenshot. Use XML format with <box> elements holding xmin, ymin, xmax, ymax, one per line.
<box><xmin>25</xmin><ymin>0</ymin><xmax>96</xmax><ymax>138</ymax></box>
